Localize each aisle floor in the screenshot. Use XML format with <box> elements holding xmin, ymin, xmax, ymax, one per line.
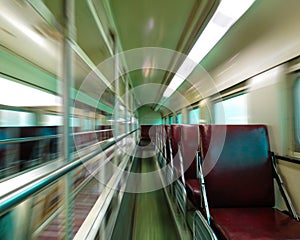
<box><xmin>111</xmin><ymin>141</ymin><xmax>182</xmax><ymax>240</ymax></box>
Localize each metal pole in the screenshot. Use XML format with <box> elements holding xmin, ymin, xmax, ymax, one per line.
<box><xmin>125</xmin><ymin>74</ymin><xmax>129</xmax><ymax>134</ymax></box>
<box><xmin>113</xmin><ymin>34</ymin><xmax>119</xmax><ymax>138</ymax></box>
<box><xmin>62</xmin><ymin>0</ymin><xmax>75</xmax><ymax>238</ymax></box>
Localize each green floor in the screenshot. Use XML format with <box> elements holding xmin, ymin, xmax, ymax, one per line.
<box><xmin>111</xmin><ymin>143</ymin><xmax>181</xmax><ymax>240</ymax></box>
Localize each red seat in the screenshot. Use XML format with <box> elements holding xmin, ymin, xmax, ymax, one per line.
<box><xmin>165</xmin><ymin>125</ymin><xmax>171</xmax><ymax>163</ymax></box>
<box><xmin>179</xmin><ymin>124</ymin><xmax>201</xmax><ymax>206</ymax></box>
<box><xmin>185</xmin><ymin>178</ymin><xmax>201</xmax><ymax>206</ymax></box>
<box><xmin>140</xmin><ymin>125</ymin><xmax>152</xmax><ymax>140</ymax></box>
<box><xmin>198</xmin><ymin>124</ymin><xmax>300</xmax><ymax>239</ymax></box>
<box><xmin>211</xmin><ymin>208</ymin><xmax>300</xmax><ymax>240</ymax></box>
<box><xmin>180</xmin><ymin>124</ymin><xmax>199</xmax><ymax>179</ymax></box>
<box><xmin>170</xmin><ymin>124</ymin><xmax>182</xmax><ymax>175</ymax></box>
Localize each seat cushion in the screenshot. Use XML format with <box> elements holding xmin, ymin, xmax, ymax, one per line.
<box><xmin>185</xmin><ymin>179</ymin><xmax>201</xmax><ymax>207</ymax></box>
<box><xmin>210</xmin><ymin>208</ymin><xmax>300</xmax><ymax>240</ymax></box>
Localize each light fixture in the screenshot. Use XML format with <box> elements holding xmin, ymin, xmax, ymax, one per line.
<box><xmin>162</xmin><ymin>0</ymin><xmax>256</xmax><ymax>98</ymax></box>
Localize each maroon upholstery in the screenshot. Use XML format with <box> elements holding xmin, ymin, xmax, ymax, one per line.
<box><xmin>140</xmin><ymin>125</ymin><xmax>152</xmax><ymax>140</ymax></box>
<box><xmin>180</xmin><ymin>124</ymin><xmax>199</xmax><ymax>179</ymax></box>
<box><xmin>198</xmin><ymin>125</ymin><xmax>300</xmax><ymax>239</ymax></box>
<box><xmin>176</xmin><ymin>125</ymin><xmax>201</xmax><ymax>207</ymax></box>
<box><xmin>211</xmin><ymin>208</ymin><xmax>300</xmax><ymax>240</ymax></box>
<box><xmin>148</xmin><ymin>125</ymin><xmax>157</xmax><ymax>143</ymax></box>
<box><xmin>170</xmin><ymin>124</ymin><xmax>182</xmax><ymax>174</ymax></box>
<box><xmin>185</xmin><ymin>179</ymin><xmax>201</xmax><ymax>206</ymax></box>
<box><xmin>199</xmin><ymin>124</ymin><xmax>274</xmax><ymax>207</ymax></box>
<box><xmin>165</xmin><ymin>125</ymin><xmax>171</xmax><ymax>163</ymax></box>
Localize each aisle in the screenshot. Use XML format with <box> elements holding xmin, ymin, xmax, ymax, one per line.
<box><xmin>111</xmin><ymin>141</ymin><xmax>181</xmax><ymax>240</ymax></box>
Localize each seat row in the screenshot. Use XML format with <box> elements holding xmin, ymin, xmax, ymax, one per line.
<box><xmin>151</xmin><ymin>124</ymin><xmax>300</xmax><ymax>240</ymax></box>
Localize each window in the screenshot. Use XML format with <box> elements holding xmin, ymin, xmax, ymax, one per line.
<box><xmin>84</xmin><ymin>118</ymin><xmax>91</xmax><ymax>131</ymax></box>
<box><xmin>188</xmin><ymin>108</ymin><xmax>200</xmax><ymax>124</ymax></box>
<box><xmin>71</xmin><ymin>117</ymin><xmax>80</xmax><ymax>127</ymax></box>
<box><xmin>177</xmin><ymin>113</ymin><xmax>182</xmax><ymax>124</ymax></box>
<box><xmin>43</xmin><ymin>114</ymin><xmax>63</xmax><ymax>126</ymax></box>
<box><xmin>294</xmin><ymin>77</ymin><xmax>300</xmax><ymax>150</ymax></box>
<box><xmin>214</xmin><ymin>94</ymin><xmax>248</xmax><ymax>124</ymax></box>
<box><xmin>0</xmin><ymin>77</ymin><xmax>61</xmax><ymax>107</ymax></box>
<box><xmin>0</xmin><ymin>109</ymin><xmax>34</xmax><ymax>126</ymax></box>
<box><xmin>169</xmin><ymin>116</ymin><xmax>173</xmax><ymax>124</ymax></box>
<box><xmin>172</xmin><ymin>115</ymin><xmax>176</xmax><ymax>124</ymax></box>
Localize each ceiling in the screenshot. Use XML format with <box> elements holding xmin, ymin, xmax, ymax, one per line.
<box><xmin>0</xmin><ymin>0</ymin><xmax>218</xmax><ymax>114</ymax></box>
<box><xmin>0</xmin><ymin>0</ymin><xmax>300</xmax><ymax>117</ymax></box>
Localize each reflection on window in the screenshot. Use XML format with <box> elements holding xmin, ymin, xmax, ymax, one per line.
<box><xmin>189</xmin><ymin>108</ymin><xmax>200</xmax><ymax>124</ymax></box>
<box><xmin>294</xmin><ymin>78</ymin><xmax>300</xmax><ymax>150</ymax></box>
<box><xmin>214</xmin><ymin>94</ymin><xmax>248</xmax><ymax>124</ymax></box>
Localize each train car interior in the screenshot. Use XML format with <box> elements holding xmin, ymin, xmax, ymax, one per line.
<box><xmin>0</xmin><ymin>0</ymin><xmax>300</xmax><ymax>239</ymax></box>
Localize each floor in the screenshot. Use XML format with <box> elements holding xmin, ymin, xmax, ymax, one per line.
<box><xmin>111</xmin><ymin>140</ymin><xmax>185</xmax><ymax>240</ymax></box>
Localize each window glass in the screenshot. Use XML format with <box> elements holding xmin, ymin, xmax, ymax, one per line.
<box><xmin>0</xmin><ymin>110</ymin><xmax>34</xmax><ymax>126</ymax></box>
<box><xmin>71</xmin><ymin>117</ymin><xmax>80</xmax><ymax>127</ymax></box>
<box><xmin>84</xmin><ymin>118</ymin><xmax>91</xmax><ymax>131</ymax></box>
<box><xmin>177</xmin><ymin>113</ymin><xmax>182</xmax><ymax>124</ymax></box>
<box><xmin>169</xmin><ymin>116</ymin><xmax>173</xmax><ymax>124</ymax></box>
<box><xmin>214</xmin><ymin>94</ymin><xmax>248</xmax><ymax>124</ymax></box>
<box><xmin>43</xmin><ymin>114</ymin><xmax>63</xmax><ymax>126</ymax></box>
<box><xmin>172</xmin><ymin>115</ymin><xmax>176</xmax><ymax>124</ymax></box>
<box><xmin>188</xmin><ymin>108</ymin><xmax>200</xmax><ymax>124</ymax></box>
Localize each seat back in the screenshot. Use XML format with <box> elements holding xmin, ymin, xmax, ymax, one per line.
<box><xmin>154</xmin><ymin>125</ymin><xmax>161</xmax><ymax>151</ymax></box>
<box><xmin>170</xmin><ymin>124</ymin><xmax>182</xmax><ymax>173</ymax></box>
<box><xmin>180</xmin><ymin>124</ymin><xmax>199</xmax><ymax>179</ymax></box>
<box><xmin>165</xmin><ymin>125</ymin><xmax>171</xmax><ymax>163</ymax></box>
<box><xmin>148</xmin><ymin>125</ymin><xmax>157</xmax><ymax>143</ymax></box>
<box><xmin>140</xmin><ymin>125</ymin><xmax>152</xmax><ymax>140</ymax></box>
<box><xmin>199</xmin><ymin>125</ymin><xmax>274</xmax><ymax>208</ymax></box>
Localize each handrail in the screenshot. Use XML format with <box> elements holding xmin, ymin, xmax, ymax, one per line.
<box><xmin>0</xmin><ymin>129</ymin><xmax>113</xmax><ymax>145</ymax></box>
<box><xmin>73</xmin><ymin>129</ymin><xmax>113</xmax><ymax>136</ymax></box>
<box><xmin>0</xmin><ymin>129</ymin><xmax>137</xmax><ymax>216</ymax></box>
<box><xmin>275</xmin><ymin>155</ymin><xmax>300</xmax><ymax>165</ymax></box>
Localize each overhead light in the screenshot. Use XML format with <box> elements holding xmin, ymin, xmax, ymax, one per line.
<box><xmin>163</xmin><ymin>0</ymin><xmax>255</xmax><ymax>98</ymax></box>
<box><xmin>0</xmin><ymin>77</ymin><xmax>61</xmax><ymax>107</ymax></box>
